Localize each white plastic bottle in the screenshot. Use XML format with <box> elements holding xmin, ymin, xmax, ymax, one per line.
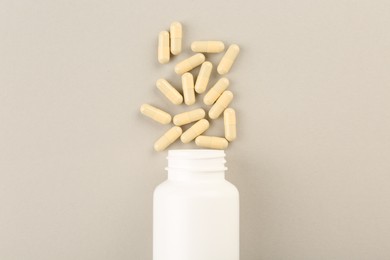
<box><xmin>153</xmin><ymin>149</ymin><xmax>239</xmax><ymax>260</ymax></box>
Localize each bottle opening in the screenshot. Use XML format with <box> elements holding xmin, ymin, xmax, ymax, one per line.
<box><xmin>166</xmin><ymin>149</ymin><xmax>227</xmax><ymax>172</ymax></box>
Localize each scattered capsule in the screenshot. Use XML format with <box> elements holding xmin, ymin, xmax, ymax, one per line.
<box><xmin>170</xmin><ymin>22</ymin><xmax>182</xmax><ymax>55</ymax></box>
<box><xmin>224</xmin><ymin>108</ymin><xmax>236</xmax><ymax>141</ymax></box>
<box><xmin>195</xmin><ymin>136</ymin><xmax>228</xmax><ymax>150</ymax></box>
<box><xmin>140</xmin><ymin>104</ymin><xmax>171</xmax><ymax>125</ymax></box>
<box><xmin>203</xmin><ymin>78</ymin><xmax>229</xmax><ymax>105</ymax></box>
<box><xmin>175</xmin><ymin>53</ymin><xmax>205</xmax><ymax>75</ymax></box>
<box><xmin>156</xmin><ymin>79</ymin><xmax>183</xmax><ymax>105</ymax></box>
<box><xmin>209</xmin><ymin>91</ymin><xmax>234</xmax><ymax>119</ymax></box>
<box><xmin>191</xmin><ymin>41</ymin><xmax>225</xmax><ymax>53</ymax></box>
<box><xmin>194</xmin><ymin>61</ymin><xmax>213</xmax><ymax>94</ymax></box>
<box><xmin>181</xmin><ymin>119</ymin><xmax>210</xmax><ymax>143</ymax></box>
<box><xmin>217</xmin><ymin>44</ymin><xmax>240</xmax><ymax>75</ymax></box>
<box><xmin>158</xmin><ymin>31</ymin><xmax>170</xmax><ymax>64</ymax></box>
<box><xmin>182</xmin><ymin>72</ymin><xmax>195</xmax><ymax>105</ymax></box>
<box><xmin>173</xmin><ymin>108</ymin><xmax>205</xmax><ymax>126</ymax></box>
<box><xmin>154</xmin><ymin>126</ymin><xmax>182</xmax><ymax>152</ymax></box>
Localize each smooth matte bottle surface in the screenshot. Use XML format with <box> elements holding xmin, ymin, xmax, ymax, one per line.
<box><xmin>153</xmin><ymin>150</ymin><xmax>239</xmax><ymax>260</ymax></box>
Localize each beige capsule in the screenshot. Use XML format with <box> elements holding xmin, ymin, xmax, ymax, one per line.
<box><xmin>182</xmin><ymin>72</ymin><xmax>195</xmax><ymax>105</ymax></box>
<box><xmin>194</xmin><ymin>61</ymin><xmax>213</xmax><ymax>94</ymax></box>
<box><xmin>170</xmin><ymin>22</ymin><xmax>182</xmax><ymax>55</ymax></box>
<box><xmin>224</xmin><ymin>108</ymin><xmax>236</xmax><ymax>141</ymax></box>
<box><xmin>140</xmin><ymin>104</ymin><xmax>171</xmax><ymax>125</ymax></box>
<box><xmin>195</xmin><ymin>136</ymin><xmax>229</xmax><ymax>150</ymax></box>
<box><xmin>209</xmin><ymin>90</ymin><xmax>234</xmax><ymax>119</ymax></box>
<box><xmin>175</xmin><ymin>53</ymin><xmax>205</xmax><ymax>75</ymax></box>
<box><xmin>203</xmin><ymin>78</ymin><xmax>229</xmax><ymax>105</ymax></box>
<box><xmin>181</xmin><ymin>119</ymin><xmax>210</xmax><ymax>143</ymax></box>
<box><xmin>156</xmin><ymin>79</ymin><xmax>183</xmax><ymax>105</ymax></box>
<box><xmin>154</xmin><ymin>126</ymin><xmax>182</xmax><ymax>152</ymax></box>
<box><xmin>217</xmin><ymin>44</ymin><xmax>240</xmax><ymax>75</ymax></box>
<box><xmin>191</xmin><ymin>41</ymin><xmax>225</xmax><ymax>53</ymax></box>
<box><xmin>158</xmin><ymin>31</ymin><xmax>170</xmax><ymax>64</ymax></box>
<box><xmin>173</xmin><ymin>108</ymin><xmax>205</xmax><ymax>126</ymax></box>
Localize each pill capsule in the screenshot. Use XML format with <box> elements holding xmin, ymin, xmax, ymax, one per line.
<box><xmin>209</xmin><ymin>90</ymin><xmax>234</xmax><ymax>119</ymax></box>
<box><xmin>191</xmin><ymin>41</ymin><xmax>225</xmax><ymax>53</ymax></box>
<box><xmin>158</xmin><ymin>31</ymin><xmax>170</xmax><ymax>64</ymax></box>
<box><xmin>195</xmin><ymin>136</ymin><xmax>229</xmax><ymax>150</ymax></box>
<box><xmin>175</xmin><ymin>53</ymin><xmax>205</xmax><ymax>75</ymax></box>
<box><xmin>203</xmin><ymin>78</ymin><xmax>229</xmax><ymax>105</ymax></box>
<box><xmin>173</xmin><ymin>108</ymin><xmax>205</xmax><ymax>126</ymax></box>
<box><xmin>224</xmin><ymin>108</ymin><xmax>236</xmax><ymax>141</ymax></box>
<box><xmin>217</xmin><ymin>44</ymin><xmax>240</xmax><ymax>75</ymax></box>
<box><xmin>182</xmin><ymin>72</ymin><xmax>195</xmax><ymax>105</ymax></box>
<box><xmin>140</xmin><ymin>104</ymin><xmax>171</xmax><ymax>125</ymax></box>
<box><xmin>156</xmin><ymin>79</ymin><xmax>183</xmax><ymax>105</ymax></box>
<box><xmin>154</xmin><ymin>126</ymin><xmax>182</xmax><ymax>152</ymax></box>
<box><xmin>194</xmin><ymin>61</ymin><xmax>213</xmax><ymax>94</ymax></box>
<box><xmin>170</xmin><ymin>22</ymin><xmax>182</xmax><ymax>55</ymax></box>
<box><xmin>181</xmin><ymin>119</ymin><xmax>210</xmax><ymax>143</ymax></box>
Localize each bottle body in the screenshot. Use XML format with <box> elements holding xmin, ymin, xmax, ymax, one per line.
<box><xmin>153</xmin><ymin>150</ymin><xmax>239</xmax><ymax>260</ymax></box>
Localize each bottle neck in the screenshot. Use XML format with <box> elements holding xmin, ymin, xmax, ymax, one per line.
<box><xmin>168</xmin><ymin>170</ymin><xmax>225</xmax><ymax>181</ymax></box>
<box><xmin>166</xmin><ymin>149</ymin><xmax>227</xmax><ymax>182</ymax></box>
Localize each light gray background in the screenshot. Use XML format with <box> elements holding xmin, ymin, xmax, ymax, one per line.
<box><xmin>1</xmin><ymin>0</ymin><xmax>390</xmax><ymax>259</ymax></box>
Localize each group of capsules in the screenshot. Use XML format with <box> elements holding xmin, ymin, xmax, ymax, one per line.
<box><xmin>140</xmin><ymin>22</ymin><xmax>240</xmax><ymax>152</ymax></box>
